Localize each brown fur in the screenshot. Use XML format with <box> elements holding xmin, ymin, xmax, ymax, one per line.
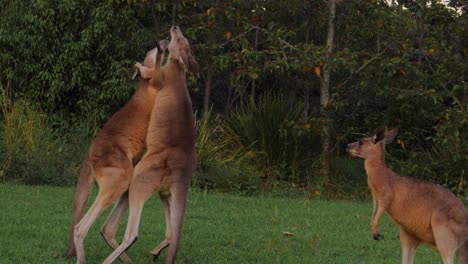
<box><xmin>347</xmin><ymin>128</ymin><xmax>468</xmax><ymax>264</ymax></box>
<box><xmin>64</xmin><ymin>45</ymin><xmax>166</xmax><ymax>264</ymax></box>
<box><xmin>103</xmin><ymin>26</ymin><xmax>199</xmax><ymax>264</ymax></box>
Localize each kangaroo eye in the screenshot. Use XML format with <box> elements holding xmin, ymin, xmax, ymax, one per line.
<box><xmin>359</xmin><ymin>141</ymin><xmax>363</xmax><ymax>146</ymax></box>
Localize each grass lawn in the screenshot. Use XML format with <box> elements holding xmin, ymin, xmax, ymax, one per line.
<box><xmin>0</xmin><ymin>184</ymin><xmax>442</xmax><ymax>264</ymax></box>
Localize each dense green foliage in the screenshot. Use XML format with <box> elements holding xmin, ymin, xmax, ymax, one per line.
<box><xmin>0</xmin><ymin>86</ymin><xmax>92</xmax><ymax>185</ymax></box>
<box><xmin>0</xmin><ymin>0</ymin><xmax>466</xmax><ymax>197</ymax></box>
<box><xmin>0</xmin><ymin>0</ymin><xmax>152</xmax><ymax>121</ymax></box>
<box><xmin>0</xmin><ymin>184</ymin><xmax>444</xmax><ymax>263</ymax></box>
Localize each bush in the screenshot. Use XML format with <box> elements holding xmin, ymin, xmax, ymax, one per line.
<box><xmin>388</xmin><ymin>104</ymin><xmax>467</xmax><ymax>196</ymax></box>
<box><xmin>0</xmin><ymin>85</ymin><xmax>91</xmax><ymax>185</ymax></box>
<box><xmin>194</xmin><ymin>110</ymin><xmax>261</xmax><ymax>193</ymax></box>
<box><xmin>0</xmin><ymin>0</ymin><xmax>153</xmax><ymax>123</ymax></box>
<box><xmin>224</xmin><ymin>93</ymin><xmax>315</xmax><ymax>184</ymax></box>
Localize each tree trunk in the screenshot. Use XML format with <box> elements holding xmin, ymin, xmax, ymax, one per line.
<box><xmin>203</xmin><ymin>70</ymin><xmax>212</xmax><ymax>114</ymax></box>
<box><xmin>417</xmin><ymin>24</ymin><xmax>425</xmax><ymax>65</ymax></box>
<box><xmin>171</xmin><ymin>4</ymin><xmax>177</xmax><ymax>26</ymax></box>
<box><xmin>318</xmin><ymin>0</ymin><xmax>336</xmax><ymax>186</ymax></box>
<box><xmin>151</xmin><ymin>5</ymin><xmax>159</xmax><ymax>33</ymax></box>
<box><xmin>304</xmin><ymin>82</ymin><xmax>309</xmax><ymax>123</ymax></box>
<box><xmin>250</xmin><ymin>27</ymin><xmax>260</xmax><ymax>105</ymax></box>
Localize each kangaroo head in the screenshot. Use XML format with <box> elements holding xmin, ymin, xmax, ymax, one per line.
<box><xmin>346</xmin><ymin>127</ymin><xmax>398</xmax><ymax>159</ymax></box>
<box><xmin>132</xmin><ymin>40</ymin><xmax>169</xmax><ymax>86</ymax></box>
<box><xmin>168</xmin><ymin>26</ymin><xmax>200</xmax><ymax>78</ymax></box>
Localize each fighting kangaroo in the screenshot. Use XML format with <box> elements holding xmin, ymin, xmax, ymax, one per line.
<box><xmin>347</xmin><ymin>127</ymin><xmax>468</xmax><ymax>264</ymax></box>
<box><xmin>64</xmin><ymin>42</ymin><xmax>167</xmax><ymax>264</ymax></box>
<box><xmin>103</xmin><ymin>26</ymin><xmax>199</xmax><ymax>264</ymax></box>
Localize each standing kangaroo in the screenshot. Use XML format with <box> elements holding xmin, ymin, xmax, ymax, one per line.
<box><xmin>103</xmin><ymin>26</ymin><xmax>199</xmax><ymax>264</ymax></box>
<box><xmin>64</xmin><ymin>43</ymin><xmax>168</xmax><ymax>264</ymax></box>
<box><xmin>347</xmin><ymin>127</ymin><xmax>468</xmax><ymax>264</ymax></box>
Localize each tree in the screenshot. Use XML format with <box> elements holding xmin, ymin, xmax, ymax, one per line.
<box><xmin>0</xmin><ymin>0</ymin><xmax>153</xmax><ymax>123</ymax></box>
<box><xmin>318</xmin><ymin>0</ymin><xmax>336</xmax><ymax>185</ymax></box>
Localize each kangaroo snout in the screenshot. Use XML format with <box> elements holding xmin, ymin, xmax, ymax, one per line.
<box><xmin>170</xmin><ymin>26</ymin><xmax>184</xmax><ymax>39</ymax></box>
<box><xmin>346</xmin><ymin>142</ymin><xmax>357</xmax><ymax>154</ymax></box>
<box><xmin>346</xmin><ymin>144</ymin><xmax>351</xmax><ymax>152</ymax></box>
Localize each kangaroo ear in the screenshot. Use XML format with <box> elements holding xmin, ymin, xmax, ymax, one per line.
<box><xmin>132</xmin><ymin>68</ymin><xmax>140</xmax><ymax>80</ymax></box>
<box><xmin>188</xmin><ymin>55</ymin><xmax>200</xmax><ymax>78</ymax></box>
<box><xmin>134</xmin><ymin>62</ymin><xmax>153</xmax><ymax>80</ymax></box>
<box><xmin>132</xmin><ymin>62</ymin><xmax>143</xmax><ymax>80</ymax></box>
<box><xmin>372</xmin><ymin>127</ymin><xmax>387</xmax><ymax>144</ymax></box>
<box><xmin>178</xmin><ymin>52</ymin><xmax>200</xmax><ymax>78</ymax></box>
<box><xmin>372</xmin><ymin>127</ymin><xmax>397</xmax><ymax>144</ymax></box>
<box><xmin>159</xmin><ymin>40</ymin><xmax>169</xmax><ymax>52</ymax></box>
<box><xmin>384</xmin><ymin>128</ymin><xmax>398</xmax><ymax>144</ymax></box>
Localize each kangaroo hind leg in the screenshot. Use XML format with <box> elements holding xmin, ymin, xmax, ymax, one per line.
<box><xmin>100</xmin><ymin>191</ymin><xmax>132</xmax><ymax>263</ymax></box>
<box><xmin>151</xmin><ymin>192</ymin><xmax>172</xmax><ymax>260</ymax></box>
<box><xmin>399</xmin><ymin>227</ymin><xmax>420</xmax><ymax>264</ymax></box>
<box><xmin>74</xmin><ymin>167</ymin><xmax>130</xmax><ymax>264</ymax></box>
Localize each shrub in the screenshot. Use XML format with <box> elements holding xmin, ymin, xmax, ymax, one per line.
<box><xmin>0</xmin><ymin>0</ymin><xmax>153</xmax><ymax>123</ymax></box>
<box><xmin>388</xmin><ymin>104</ymin><xmax>467</xmax><ymax>196</ymax></box>
<box><xmin>0</xmin><ymin>84</ymin><xmax>90</xmax><ymax>185</ymax></box>
<box><xmin>223</xmin><ymin>93</ymin><xmax>314</xmax><ymax>184</ymax></box>
<box><xmin>194</xmin><ymin>110</ymin><xmax>260</xmax><ymax>193</ymax></box>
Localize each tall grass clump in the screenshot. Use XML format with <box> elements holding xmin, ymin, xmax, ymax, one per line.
<box><xmin>224</xmin><ymin>93</ymin><xmax>314</xmax><ymax>184</ymax></box>
<box><xmin>0</xmin><ymin>84</ymin><xmax>89</xmax><ymax>185</ymax></box>
<box><xmin>194</xmin><ymin>110</ymin><xmax>261</xmax><ymax>192</ymax></box>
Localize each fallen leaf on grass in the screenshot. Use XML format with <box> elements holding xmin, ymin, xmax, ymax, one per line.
<box><xmin>283</xmin><ymin>231</ymin><xmax>295</xmax><ymax>237</ymax></box>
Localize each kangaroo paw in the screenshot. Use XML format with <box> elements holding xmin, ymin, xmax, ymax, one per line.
<box><xmin>372</xmin><ymin>233</ymin><xmax>384</xmax><ymax>241</ymax></box>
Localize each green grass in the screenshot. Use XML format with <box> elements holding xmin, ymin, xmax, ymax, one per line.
<box><xmin>0</xmin><ymin>184</ymin><xmax>442</xmax><ymax>264</ymax></box>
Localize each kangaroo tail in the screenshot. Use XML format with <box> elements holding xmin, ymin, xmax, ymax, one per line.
<box><xmin>63</xmin><ymin>161</ymin><xmax>94</xmax><ymax>258</ymax></box>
